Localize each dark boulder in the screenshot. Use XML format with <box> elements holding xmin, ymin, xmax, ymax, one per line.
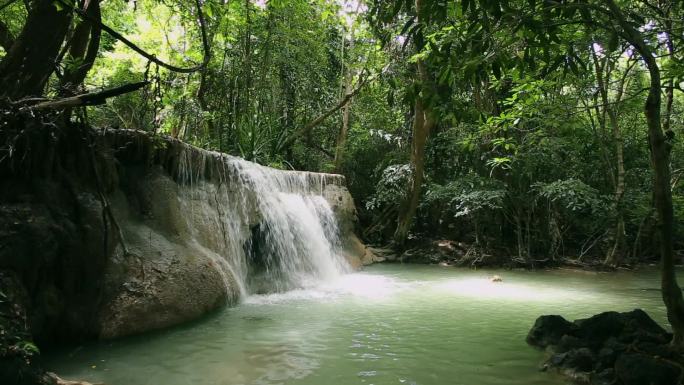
<box><xmin>573</xmin><ymin>311</ymin><xmax>624</xmax><ymax>347</ymax></box>
<box><xmin>557</xmin><ymin>334</ymin><xmax>587</xmax><ymax>353</ymax></box>
<box><xmin>574</xmin><ymin>309</ymin><xmax>669</xmax><ymax>349</ymax></box>
<box><xmin>562</xmin><ymin>347</ymin><xmax>595</xmax><ymax>372</ymax></box>
<box><xmin>528</xmin><ymin>309</ymin><xmax>681</xmax><ymax>385</ymax></box>
<box><xmin>596</xmin><ymin>347</ymin><xmax>618</xmax><ymax>371</ymax></box>
<box><xmin>548</xmin><ymin>352</ymin><xmax>567</xmax><ymax>366</ymax></box>
<box><xmin>615</xmin><ymin>353</ymin><xmax>682</xmax><ymax>385</ymax></box>
<box><xmin>592</xmin><ymin>368</ymin><xmax>616</xmax><ymax>385</ymax></box>
<box><xmin>527</xmin><ymin>314</ymin><xmax>578</xmax><ymax>348</ymax></box>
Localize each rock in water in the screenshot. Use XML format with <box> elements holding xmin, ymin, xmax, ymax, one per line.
<box><xmin>574</xmin><ymin>309</ymin><xmax>669</xmax><ymax>348</ymax></box>
<box><xmin>561</xmin><ymin>348</ymin><xmax>595</xmax><ymax>372</ymax></box>
<box><xmin>526</xmin><ymin>314</ymin><xmax>577</xmax><ymax>348</ymax></box>
<box><xmin>615</xmin><ymin>353</ymin><xmax>682</xmax><ymax>385</ymax></box>
<box><xmin>527</xmin><ymin>309</ymin><xmax>681</xmax><ymax>385</ymax></box>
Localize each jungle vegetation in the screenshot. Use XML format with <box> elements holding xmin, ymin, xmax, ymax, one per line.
<box><xmin>2</xmin><ymin>0</ymin><xmax>684</xmax><ymax>345</ymax></box>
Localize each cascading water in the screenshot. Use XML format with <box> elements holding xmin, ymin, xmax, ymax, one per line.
<box><xmin>176</xmin><ymin>147</ymin><xmax>352</xmax><ymax>296</ymax></box>
<box><xmin>230</xmin><ymin>158</ymin><xmax>352</xmax><ymax>293</ymax></box>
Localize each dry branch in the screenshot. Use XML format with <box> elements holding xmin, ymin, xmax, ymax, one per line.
<box><xmin>56</xmin><ymin>0</ymin><xmax>210</xmax><ymax>73</ymax></box>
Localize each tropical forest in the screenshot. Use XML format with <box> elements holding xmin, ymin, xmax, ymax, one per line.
<box><xmin>2</xmin><ymin>0</ymin><xmax>684</xmax><ymax>384</ymax></box>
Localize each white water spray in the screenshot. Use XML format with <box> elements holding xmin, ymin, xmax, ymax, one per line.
<box><xmin>176</xmin><ymin>147</ymin><xmax>351</xmax><ymax>296</ymax></box>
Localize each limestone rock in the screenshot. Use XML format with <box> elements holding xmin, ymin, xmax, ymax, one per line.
<box><xmin>0</xmin><ymin>128</ymin><xmax>373</xmax><ymax>344</ymax></box>
<box><xmin>98</xmin><ymin>252</ymin><xmax>237</xmax><ymax>338</ymax></box>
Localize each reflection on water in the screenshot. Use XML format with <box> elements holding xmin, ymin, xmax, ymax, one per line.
<box><xmin>436</xmin><ymin>277</ymin><xmax>597</xmax><ymax>302</ymax></box>
<box><xmin>44</xmin><ymin>264</ymin><xmax>670</xmax><ymax>385</ymax></box>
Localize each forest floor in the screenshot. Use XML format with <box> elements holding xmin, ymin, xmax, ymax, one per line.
<box><xmin>369</xmin><ymin>238</ymin><xmax>662</xmax><ymax>272</ymax></box>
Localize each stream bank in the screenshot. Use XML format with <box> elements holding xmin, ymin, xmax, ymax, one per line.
<box><xmin>370</xmin><ymin>237</ymin><xmax>659</xmax><ymax>271</ymax></box>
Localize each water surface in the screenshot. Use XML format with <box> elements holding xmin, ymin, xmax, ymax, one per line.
<box><xmin>45</xmin><ymin>264</ymin><xmax>670</xmax><ymax>385</ymax></box>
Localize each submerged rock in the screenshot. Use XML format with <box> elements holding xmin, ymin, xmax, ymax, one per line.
<box><xmin>527</xmin><ymin>309</ymin><xmax>681</xmax><ymax>385</ymax></box>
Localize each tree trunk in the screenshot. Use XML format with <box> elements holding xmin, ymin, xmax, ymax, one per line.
<box><xmin>604</xmin><ymin>105</ymin><xmax>626</xmax><ymax>266</ymax></box>
<box><xmin>334</xmin><ymin>30</ymin><xmax>353</xmax><ymax>172</ymax></box>
<box><xmin>334</xmin><ymin>96</ymin><xmax>351</xmax><ymax>172</ymax></box>
<box><xmin>590</xmin><ymin>47</ymin><xmax>628</xmax><ymax>266</ymax></box>
<box><xmin>646</xmin><ymin>74</ymin><xmax>684</xmax><ymax>346</ymax></box>
<box><xmin>59</xmin><ymin>0</ymin><xmax>101</xmax><ymax>96</ymax></box>
<box><xmin>516</xmin><ymin>215</ymin><xmax>524</xmax><ymax>260</ymax></box>
<box><xmin>242</xmin><ymin>0</ymin><xmax>252</xmax><ymax>123</ymax></box>
<box><xmin>393</xmin><ymin>0</ymin><xmax>435</xmax><ymax>247</ymax></box>
<box><xmin>393</xmin><ymin>97</ymin><xmax>433</xmax><ymax>246</ymax></box>
<box><xmin>190</xmin><ymin>0</ymin><xmax>219</xmax><ymax>145</ymax></box>
<box><xmin>0</xmin><ymin>0</ymin><xmax>73</xmax><ymax>99</ymax></box>
<box><xmin>663</xmin><ymin>16</ymin><xmax>675</xmax><ymax>136</ymax></box>
<box><xmin>605</xmin><ymin>0</ymin><xmax>684</xmax><ymax>347</ymax></box>
<box><xmin>333</xmin><ymin>4</ymin><xmax>360</xmax><ymax>172</ymax></box>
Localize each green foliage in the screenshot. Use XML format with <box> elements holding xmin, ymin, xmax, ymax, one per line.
<box><xmin>360</xmin><ymin>0</ymin><xmax>684</xmax><ymax>260</ymax></box>
<box><xmin>4</xmin><ymin>0</ymin><xmax>684</xmax><ymax>261</ymax></box>
<box><xmin>533</xmin><ymin>179</ymin><xmax>608</xmax><ymax>214</ymax></box>
<box><xmin>366</xmin><ymin>164</ymin><xmax>411</xmax><ymax>211</ymax></box>
<box><xmin>425</xmin><ymin>175</ymin><xmax>506</xmax><ymax>218</ymax></box>
<box><xmin>0</xmin><ymin>289</ymin><xmax>39</xmax><ymax>364</ymax></box>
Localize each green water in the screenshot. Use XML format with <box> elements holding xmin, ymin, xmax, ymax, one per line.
<box><xmin>44</xmin><ymin>264</ymin><xmax>670</xmax><ymax>385</ymax></box>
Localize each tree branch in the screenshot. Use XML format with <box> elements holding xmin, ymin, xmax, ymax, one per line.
<box><xmin>55</xmin><ymin>0</ymin><xmax>210</xmax><ymax>73</ymax></box>
<box><xmin>59</xmin><ymin>0</ymin><xmax>102</xmax><ymax>94</ymax></box>
<box><xmin>277</xmin><ymin>67</ymin><xmax>387</xmax><ymax>151</ymax></box>
<box><xmin>20</xmin><ymin>81</ymin><xmax>148</xmax><ymax>110</ymax></box>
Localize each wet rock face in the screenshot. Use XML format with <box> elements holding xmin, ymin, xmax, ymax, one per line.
<box><xmin>0</xmin><ymin>128</ymin><xmax>372</xmax><ymax>342</ymax></box>
<box><xmin>97</xmin><ymin>168</ymin><xmax>243</xmax><ymax>338</ymax></box>
<box><xmin>528</xmin><ymin>309</ymin><xmax>682</xmax><ymax>385</ymax></box>
<box><xmin>321</xmin><ymin>182</ymin><xmax>379</xmax><ymax>268</ymax></box>
<box><xmin>98</xmin><ymin>252</ymin><xmax>237</xmax><ymax>338</ymax></box>
<box><xmin>0</xmin><ymin>187</ymin><xmax>109</xmax><ymax>343</ymax></box>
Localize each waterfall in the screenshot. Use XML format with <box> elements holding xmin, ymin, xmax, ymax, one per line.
<box><xmin>175</xmin><ymin>148</ymin><xmax>352</xmax><ymax>296</ymax></box>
